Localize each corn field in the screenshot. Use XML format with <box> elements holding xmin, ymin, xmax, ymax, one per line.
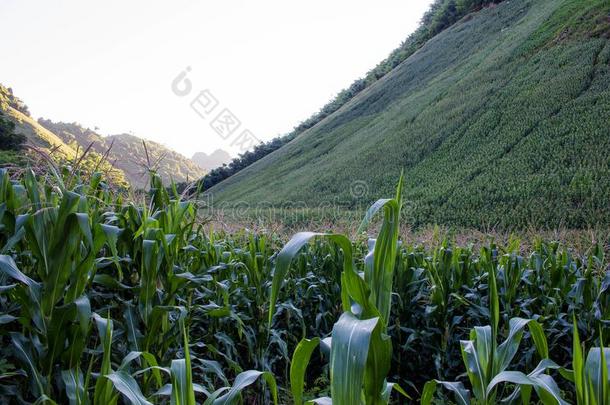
<box><xmin>0</xmin><ymin>168</ymin><xmax>608</xmax><ymax>404</ymax></box>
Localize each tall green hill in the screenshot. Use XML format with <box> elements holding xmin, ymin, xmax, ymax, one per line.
<box><xmin>207</xmin><ymin>0</ymin><xmax>610</xmax><ymax>228</ymax></box>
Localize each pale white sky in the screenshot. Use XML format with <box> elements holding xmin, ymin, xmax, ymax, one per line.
<box><xmin>1</xmin><ymin>0</ymin><xmax>432</xmax><ymax>158</ymax></box>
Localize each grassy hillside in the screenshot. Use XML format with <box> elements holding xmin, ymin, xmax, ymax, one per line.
<box><xmin>208</xmin><ymin>0</ymin><xmax>610</xmax><ymax>229</ymax></box>
<box><xmin>197</xmin><ymin>0</ymin><xmax>511</xmax><ymax>191</ymax></box>
<box><xmin>0</xmin><ymin>86</ymin><xmax>130</xmax><ymax>186</ymax></box>
<box><xmin>37</xmin><ymin>120</ymin><xmax>205</xmax><ymax>189</ymax></box>
<box><xmin>1</xmin><ymin>85</ymin><xmax>75</xmax><ymax>159</ymax></box>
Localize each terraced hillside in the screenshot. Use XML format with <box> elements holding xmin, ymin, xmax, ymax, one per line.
<box><xmin>207</xmin><ymin>0</ymin><xmax>610</xmax><ymax>228</ymax></box>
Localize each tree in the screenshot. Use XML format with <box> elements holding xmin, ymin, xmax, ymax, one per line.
<box><xmin>0</xmin><ymin>111</ymin><xmax>26</xmax><ymax>151</ymax></box>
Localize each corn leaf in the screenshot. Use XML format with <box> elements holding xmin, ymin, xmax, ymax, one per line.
<box><xmin>104</xmin><ymin>371</ymin><xmax>152</xmax><ymax>405</ymax></box>
<box><xmin>330</xmin><ymin>313</ymin><xmax>378</xmax><ymax>404</ymax></box>
<box><xmin>290</xmin><ymin>337</ymin><xmax>320</xmax><ymax>405</ymax></box>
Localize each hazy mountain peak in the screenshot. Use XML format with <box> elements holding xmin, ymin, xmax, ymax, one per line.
<box><xmin>192</xmin><ymin>149</ymin><xmax>231</xmax><ymax>170</ymax></box>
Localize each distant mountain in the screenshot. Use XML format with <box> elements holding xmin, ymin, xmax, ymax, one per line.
<box><xmin>0</xmin><ymin>83</ymin><xmax>204</xmax><ymax>189</ymax></box>
<box><xmin>0</xmin><ymin>85</ymin><xmax>128</xmax><ymax>186</ymax></box>
<box><xmin>37</xmin><ymin>120</ymin><xmax>205</xmax><ymax>189</ymax></box>
<box><xmin>192</xmin><ymin>149</ymin><xmax>231</xmax><ymax>171</ymax></box>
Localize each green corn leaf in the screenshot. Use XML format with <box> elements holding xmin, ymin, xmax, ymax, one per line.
<box><xmin>268</xmin><ymin>232</ymin><xmax>364</xmax><ymax>328</ymax></box>
<box><xmin>472</xmin><ymin>325</ymin><xmax>493</xmax><ymax>384</ymax></box>
<box><xmin>598</xmin><ymin>331</ymin><xmax>609</xmax><ymax>404</ymax></box>
<box><xmin>330</xmin><ymin>313</ymin><xmax>378</xmax><ymax>404</ymax></box>
<box><xmin>572</xmin><ymin>317</ymin><xmax>585</xmax><ymax>404</ymax></box>
<box><xmin>290</xmin><ymin>337</ymin><xmax>320</xmax><ymax>405</ymax></box>
<box><xmin>0</xmin><ymin>314</ymin><xmax>17</xmax><ymax>324</ymax></box>
<box><xmin>93</xmin><ymin>313</ymin><xmax>116</xmax><ymax>405</ymax></box>
<box><xmin>486</xmin><ymin>371</ymin><xmax>534</xmax><ymax>403</ymax></box>
<box><xmin>268</xmin><ymin>232</ymin><xmax>323</xmax><ymax>327</ymax></box>
<box><xmin>460</xmin><ymin>339</ymin><xmax>486</xmax><ymax>401</ymax></box>
<box><xmin>381</xmin><ymin>382</ymin><xmax>410</xmax><ymax>402</ymax></box>
<box><xmin>201</xmin><ymin>387</ymin><xmax>229</xmax><ymax>404</ymax></box>
<box><xmin>357</xmin><ymin>199</ymin><xmax>393</xmax><ymax>234</ymax></box>
<box><xmin>123</xmin><ymin>305</ymin><xmax>142</xmax><ymax>352</ymax></box>
<box><xmin>585</xmin><ymin>348</ymin><xmax>610</xmax><ymax>404</ymax></box>
<box><xmin>118</xmin><ymin>351</ymin><xmax>162</xmax><ymax>389</ymax></box>
<box><xmin>139</xmin><ymin>239</ymin><xmax>162</xmax><ymax>324</ymax></box>
<box><xmin>358</xmin><ymin>195</ymin><xmax>401</xmax><ymax>326</ymax></box>
<box><xmin>153</xmin><ymin>383</ymin><xmax>207</xmax><ymax>397</ymax></box>
<box><xmin>75</xmin><ymin>213</ymin><xmax>93</xmax><ymax>249</ymax></box>
<box><xmin>305</xmin><ymin>398</ymin><xmax>332</xmax><ymax>405</ymax></box>
<box><xmin>211</xmin><ymin>370</ymin><xmax>278</xmax><ymax>405</ymax></box>
<box><xmin>488</xmin><ymin>259</ymin><xmax>499</xmax><ymax>341</ymax></box>
<box><xmin>363</xmin><ymin>323</ymin><xmax>391</xmax><ymax>404</ymax></box>
<box><xmin>527</xmin><ymin>319</ymin><xmax>549</xmax><ymax>360</ymax></box>
<box><xmin>73</xmin><ymin>295</ymin><xmax>92</xmax><ymax>338</ymax></box>
<box><xmin>201</xmin><ymin>360</ymin><xmax>229</xmax><ymax>386</ymax></box>
<box><xmin>160</xmin><ymin>320</ymin><xmax>197</xmax><ymax>405</ymax></box>
<box><xmin>486</xmin><ymin>364</ymin><xmax>568</xmax><ymax>405</ymax></box>
<box><xmin>421</xmin><ymin>379</ymin><xmax>470</xmax><ymax>405</ymax></box>
<box><xmin>100</xmin><ymin>224</ymin><xmax>123</xmax><ymax>279</ymax></box>
<box><xmin>24</xmin><ymin>169</ymin><xmax>41</xmax><ymax>209</ymax></box>
<box><xmin>0</xmin><ymin>254</ymin><xmax>39</xmax><ymax>288</ymax></box>
<box><xmin>61</xmin><ymin>369</ymin><xmax>88</xmax><ymax>405</ymax></box>
<box><xmin>0</xmin><ymin>223</ymin><xmax>26</xmax><ymax>254</ymax></box>
<box><xmin>531</xmin><ymin>374</ymin><xmax>569</xmax><ymax>405</ymax></box>
<box><xmin>170</xmin><ymin>359</ymin><xmax>194</xmax><ymax>405</ymax></box>
<box><xmin>10</xmin><ymin>332</ymin><xmax>46</xmax><ymax>398</ymax></box>
<box><xmin>495</xmin><ymin>318</ymin><xmax>547</xmax><ymax>374</ymax></box>
<box><xmin>33</xmin><ymin>394</ymin><xmax>59</xmax><ymax>405</ymax></box>
<box><xmin>104</xmin><ymin>371</ymin><xmax>152</xmax><ymax>405</ymax></box>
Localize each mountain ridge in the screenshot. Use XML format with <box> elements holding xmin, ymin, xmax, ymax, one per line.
<box><xmin>192</xmin><ymin>149</ymin><xmax>231</xmax><ymax>171</ymax></box>
<box><xmin>36</xmin><ymin>119</ymin><xmax>205</xmax><ymax>189</ymax></box>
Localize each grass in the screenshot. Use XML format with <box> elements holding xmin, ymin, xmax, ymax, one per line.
<box><xmin>207</xmin><ymin>0</ymin><xmax>610</xmax><ymax>229</ymax></box>
<box><xmin>0</xmin><ymin>150</ymin><xmax>24</xmax><ymax>166</ymax></box>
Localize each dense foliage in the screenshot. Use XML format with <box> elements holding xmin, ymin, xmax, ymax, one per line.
<box><xmin>0</xmin><ymin>84</ymin><xmax>30</xmax><ymax>117</ymax></box>
<box><xmin>0</xmin><ymin>169</ymin><xmax>608</xmax><ymax>404</ymax></box>
<box><xmin>207</xmin><ymin>0</ymin><xmax>610</xmax><ymax>230</ymax></box>
<box><xmin>0</xmin><ymin>110</ymin><xmax>25</xmax><ymax>152</ymax></box>
<box><xmin>197</xmin><ymin>137</ymin><xmax>287</xmax><ymax>191</ymax></box>
<box><xmin>195</xmin><ymin>0</ymin><xmax>507</xmax><ymax>191</ymax></box>
<box><xmin>0</xmin><ymin>85</ymin><xmax>28</xmax><ymax>154</ymax></box>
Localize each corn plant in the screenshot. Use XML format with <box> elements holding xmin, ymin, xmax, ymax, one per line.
<box><xmin>0</xmin><ymin>168</ymin><xmax>119</xmax><ymax>400</ymax></box>
<box><xmin>2</xmin><ymin>166</ymin><xmax>610</xmax><ymax>403</ymax></box>
<box><xmin>421</xmin><ymin>264</ymin><xmax>567</xmax><ymax>404</ymax></box>
<box><xmin>566</xmin><ymin>318</ymin><xmax>610</xmax><ymax>404</ymax></box>
<box><xmin>268</xmin><ymin>176</ymin><xmax>407</xmax><ymax>404</ymax></box>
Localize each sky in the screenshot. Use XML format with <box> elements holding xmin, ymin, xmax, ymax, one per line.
<box><xmin>0</xmin><ymin>0</ymin><xmax>433</xmax><ymax>158</ymax></box>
